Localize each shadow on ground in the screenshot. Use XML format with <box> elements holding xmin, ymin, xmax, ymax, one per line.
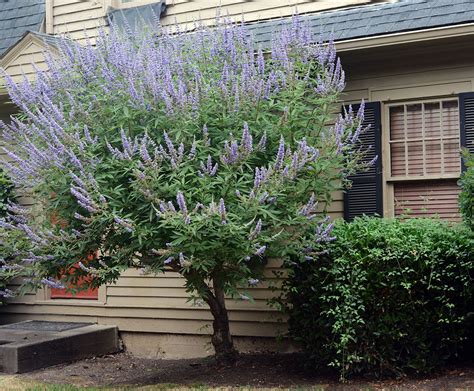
<box><xmin>1</xmin><ymin>352</ymin><xmax>473</xmax><ymax>390</ymax></box>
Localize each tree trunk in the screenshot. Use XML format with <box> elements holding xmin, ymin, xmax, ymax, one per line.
<box><xmin>206</xmin><ymin>279</ymin><xmax>237</xmax><ymax>363</ymax></box>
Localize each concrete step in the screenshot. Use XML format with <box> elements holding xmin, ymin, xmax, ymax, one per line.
<box><xmin>0</xmin><ymin>321</ymin><xmax>119</xmax><ymax>373</ymax></box>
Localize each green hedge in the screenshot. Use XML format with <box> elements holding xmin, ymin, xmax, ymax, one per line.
<box><xmin>284</xmin><ymin>217</ymin><xmax>474</xmax><ymax>380</ymax></box>
<box><xmin>460</xmin><ymin>150</ymin><xmax>474</xmax><ymax>230</ymax></box>
<box><xmin>0</xmin><ymin>168</ymin><xmax>15</xmax><ymax>302</ymax></box>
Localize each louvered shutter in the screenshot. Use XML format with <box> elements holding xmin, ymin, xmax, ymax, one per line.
<box><xmin>343</xmin><ymin>101</ymin><xmax>383</xmax><ymax>221</ymax></box>
<box><xmin>460</xmin><ymin>92</ymin><xmax>474</xmax><ymax>161</ymax></box>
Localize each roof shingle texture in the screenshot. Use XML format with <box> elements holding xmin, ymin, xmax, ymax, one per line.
<box><xmin>247</xmin><ymin>0</ymin><xmax>474</xmax><ymax>47</ymax></box>
<box><xmin>0</xmin><ymin>0</ymin><xmax>45</xmax><ymax>56</ymax></box>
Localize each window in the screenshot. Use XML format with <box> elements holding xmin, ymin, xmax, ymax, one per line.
<box><xmin>49</xmin><ymin>213</ymin><xmax>99</xmax><ymax>300</ymax></box>
<box><xmin>387</xmin><ymin>99</ymin><xmax>461</xmax><ymax>221</ymax></box>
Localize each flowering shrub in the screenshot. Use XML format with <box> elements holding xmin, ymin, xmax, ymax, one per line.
<box><xmin>0</xmin><ymin>18</ymin><xmax>368</xmax><ymax>358</ymax></box>
<box><xmin>283</xmin><ymin>217</ymin><xmax>474</xmax><ymax>380</ymax></box>
<box><xmin>460</xmin><ymin>150</ymin><xmax>474</xmax><ymax>230</ymax></box>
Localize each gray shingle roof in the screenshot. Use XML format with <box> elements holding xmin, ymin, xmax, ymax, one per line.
<box><xmin>29</xmin><ymin>31</ymin><xmax>70</xmax><ymax>49</ymax></box>
<box><xmin>0</xmin><ymin>0</ymin><xmax>45</xmax><ymax>56</ymax></box>
<box><xmin>247</xmin><ymin>0</ymin><xmax>474</xmax><ymax>47</ymax></box>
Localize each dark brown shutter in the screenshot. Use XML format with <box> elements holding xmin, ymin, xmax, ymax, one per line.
<box><xmin>460</xmin><ymin>92</ymin><xmax>474</xmax><ymax>160</ymax></box>
<box><xmin>343</xmin><ymin>101</ymin><xmax>383</xmax><ymax>221</ymax></box>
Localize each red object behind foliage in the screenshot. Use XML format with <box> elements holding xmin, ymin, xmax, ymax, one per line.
<box><xmin>50</xmin><ymin>253</ymin><xmax>99</xmax><ymax>300</ymax></box>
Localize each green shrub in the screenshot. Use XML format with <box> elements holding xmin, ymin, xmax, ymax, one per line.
<box><xmin>0</xmin><ymin>167</ymin><xmax>14</xmax><ymax>217</ymax></box>
<box><xmin>459</xmin><ymin>150</ymin><xmax>474</xmax><ymax>230</ymax></box>
<box><xmin>0</xmin><ymin>167</ymin><xmax>16</xmax><ymax>302</ymax></box>
<box><xmin>283</xmin><ymin>217</ymin><xmax>474</xmax><ymax>380</ymax></box>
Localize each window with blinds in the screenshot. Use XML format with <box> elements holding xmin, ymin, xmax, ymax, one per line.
<box><xmin>389</xmin><ymin>100</ymin><xmax>460</xmax><ymax>179</ymax></box>
<box><xmin>388</xmin><ymin>99</ymin><xmax>462</xmax><ymax>221</ymax></box>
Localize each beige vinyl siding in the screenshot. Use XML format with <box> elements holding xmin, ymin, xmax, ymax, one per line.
<box><xmin>49</xmin><ymin>0</ymin><xmax>106</xmax><ymax>43</ymax></box>
<box><xmin>2</xmin><ymin>259</ymin><xmax>287</xmax><ymax>338</ymax></box>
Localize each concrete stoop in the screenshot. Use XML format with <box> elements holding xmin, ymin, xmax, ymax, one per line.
<box><xmin>0</xmin><ymin>321</ymin><xmax>119</xmax><ymax>373</ymax></box>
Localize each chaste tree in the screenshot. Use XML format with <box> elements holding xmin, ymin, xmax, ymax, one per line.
<box><xmin>0</xmin><ymin>17</ymin><xmax>369</xmax><ymax>360</ymax></box>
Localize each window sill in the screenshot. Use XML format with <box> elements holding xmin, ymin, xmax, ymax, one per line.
<box><xmin>35</xmin><ymin>299</ymin><xmax>106</xmax><ymax>307</ymax></box>
<box><xmin>387</xmin><ymin>174</ymin><xmax>460</xmax><ymax>182</ymax></box>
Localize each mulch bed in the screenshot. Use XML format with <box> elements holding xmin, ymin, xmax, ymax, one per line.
<box><xmin>23</xmin><ymin>352</ymin><xmax>474</xmax><ymax>389</ymax></box>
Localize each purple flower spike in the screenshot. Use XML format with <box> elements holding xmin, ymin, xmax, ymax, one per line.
<box><xmin>0</xmin><ymin>288</ymin><xmax>15</xmax><ymax>298</ymax></box>
<box><xmin>41</xmin><ymin>277</ymin><xmax>65</xmax><ymax>289</ymax></box>
<box><xmin>255</xmin><ymin>245</ymin><xmax>267</xmax><ymax>257</ymax></box>
<box><xmin>249</xmin><ymin>219</ymin><xmax>262</xmax><ymax>240</ymax></box>
<box><xmin>167</xmin><ymin>201</ymin><xmax>176</xmax><ymax>213</ymax></box>
<box><xmin>275</xmin><ymin>135</ymin><xmax>285</xmax><ymax>170</ymax></box>
<box><xmin>257</xmin><ymin>132</ymin><xmax>267</xmax><ymax>151</ymax></box>
<box><xmin>248</xmin><ymin>278</ymin><xmax>259</xmax><ymax>286</ymax></box>
<box><xmin>202</xmin><ymin>124</ymin><xmax>210</xmax><ymax>146</ymax></box>
<box><xmin>241</xmin><ymin>122</ymin><xmax>253</xmax><ymax>154</ymax></box>
<box><xmin>218</xmin><ymin>198</ymin><xmax>227</xmax><ymax>224</ymax></box>
<box><xmin>176</xmin><ymin>191</ymin><xmax>188</xmax><ymax>216</ymax></box>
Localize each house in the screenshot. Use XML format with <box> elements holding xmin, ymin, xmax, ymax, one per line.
<box><xmin>0</xmin><ymin>0</ymin><xmax>473</xmax><ymax>359</ymax></box>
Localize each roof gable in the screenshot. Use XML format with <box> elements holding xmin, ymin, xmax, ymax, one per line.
<box><xmin>0</xmin><ymin>31</ymin><xmax>61</xmax><ymax>73</ymax></box>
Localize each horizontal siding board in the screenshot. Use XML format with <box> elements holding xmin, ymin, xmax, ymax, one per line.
<box><xmin>105</xmin><ymin>295</ymin><xmax>274</xmax><ymax>311</ymax></box>
<box><xmin>0</xmin><ymin>313</ymin><xmax>100</xmax><ymax>325</ymax></box>
<box><xmin>111</xmin><ymin>276</ymin><xmax>283</xmax><ymax>289</ymax></box>
<box><xmin>106</xmin><ymin>287</ymin><xmax>278</xmax><ymax>300</ymax></box>
<box><xmin>53</xmin><ymin>19</ymin><xmax>105</xmax><ymax>34</ymax></box>
<box><xmin>1</xmin><ymin>303</ymin><xmax>282</xmax><ymax>322</ymax></box>
<box><xmin>0</xmin><ymin>307</ymin><xmax>285</xmax><ymax>337</ymax></box>
<box><xmin>53</xmin><ymin>2</ymin><xmax>103</xmax><ymax>17</ymax></box>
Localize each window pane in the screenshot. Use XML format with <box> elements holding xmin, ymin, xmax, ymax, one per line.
<box><xmin>444</xmin><ymin>138</ymin><xmax>461</xmax><ymax>174</ymax></box>
<box><xmin>391</xmin><ymin>141</ymin><xmax>406</xmax><ymax>176</ymax></box>
<box><xmin>424</xmin><ymin>102</ymin><xmax>441</xmax><ymax>138</ymax></box>
<box><xmin>425</xmin><ymin>139</ymin><xmax>441</xmax><ymax>175</ymax></box>
<box><xmin>394</xmin><ymin>180</ymin><xmax>461</xmax><ymax>221</ymax></box>
<box><xmin>442</xmin><ymin>100</ymin><xmax>459</xmax><ymax>137</ymax></box>
<box><xmin>406</xmin><ymin>104</ymin><xmax>423</xmax><ymax>139</ymax></box>
<box><xmin>407</xmin><ymin>140</ymin><xmax>423</xmax><ymax>176</ymax></box>
<box><xmin>389</xmin><ymin>106</ymin><xmax>405</xmax><ymax>140</ymax></box>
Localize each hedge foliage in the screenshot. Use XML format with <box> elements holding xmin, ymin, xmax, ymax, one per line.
<box><xmin>0</xmin><ymin>167</ymin><xmax>15</xmax><ymax>302</ymax></box>
<box><xmin>284</xmin><ymin>217</ymin><xmax>474</xmax><ymax>380</ymax></box>
<box><xmin>460</xmin><ymin>150</ymin><xmax>474</xmax><ymax>230</ymax></box>
<box><xmin>0</xmin><ymin>167</ymin><xmax>14</xmax><ymax>217</ymax></box>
